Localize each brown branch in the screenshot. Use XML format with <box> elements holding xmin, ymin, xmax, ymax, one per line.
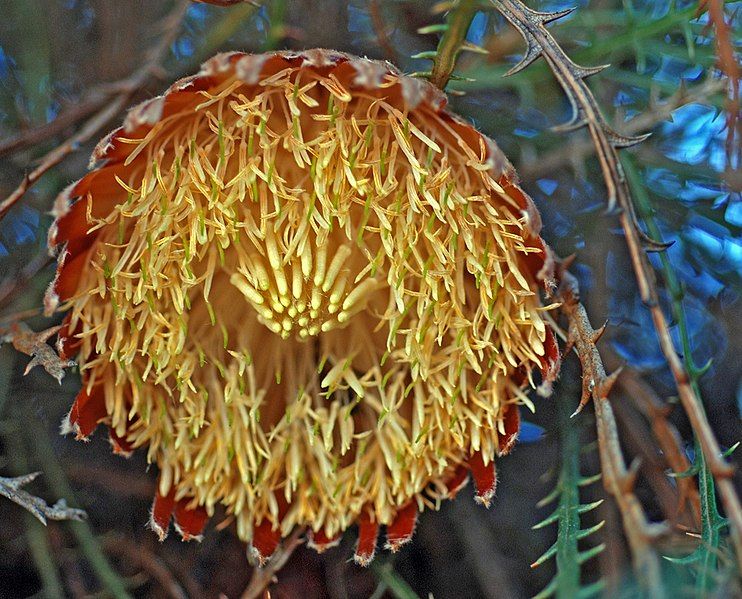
<box><xmin>559</xmin><ymin>272</ymin><xmax>668</xmax><ymax>597</ymax></box>
<box><xmin>0</xmin><ymin>0</ymin><xmax>191</xmax><ymax>223</ymax></box>
<box><xmin>607</xmin><ymin>353</ymin><xmax>702</xmax><ymax>526</ymax></box>
<box><xmin>240</xmin><ymin>527</ymin><xmax>305</xmax><ymax>599</ymax></box>
<box><xmin>102</xmin><ymin>537</ymin><xmax>189</xmax><ymax>599</ymax></box>
<box><xmin>369</xmin><ymin>0</ymin><xmax>399</xmax><ymax>64</ymax></box>
<box><xmin>0</xmin><ymin>85</ymin><xmax>121</xmax><ymax>158</ymax></box>
<box><xmin>612</xmin><ymin>394</ymin><xmax>695</xmax><ymax>527</ymax></box>
<box><xmin>520</xmin><ymin>77</ymin><xmax>728</xmax><ymax>181</ymax></box>
<box><xmin>0</xmin><ymin>252</ymin><xmax>53</xmax><ymax>312</ymax></box>
<box><xmin>701</xmin><ymin>0</ymin><xmax>740</xmax><ymax>173</ymax></box>
<box><xmin>491</xmin><ymin>0</ymin><xmax>742</xmax><ymax>568</ymax></box>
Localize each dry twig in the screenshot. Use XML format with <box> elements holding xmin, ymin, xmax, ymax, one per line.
<box><xmin>559</xmin><ymin>271</ymin><xmax>668</xmax><ymax>597</ymax></box>
<box><xmin>607</xmin><ymin>353</ymin><xmax>702</xmax><ymax>526</ymax></box>
<box><xmin>700</xmin><ymin>0</ymin><xmax>740</xmax><ymax>172</ymax></box>
<box><xmin>0</xmin><ymin>322</ymin><xmax>74</xmax><ymax>383</ymax></box>
<box><xmin>0</xmin><ymin>472</ymin><xmax>86</xmax><ymax>525</ymax></box>
<box><xmin>369</xmin><ymin>0</ymin><xmax>399</xmax><ymax>64</ymax></box>
<box><xmin>0</xmin><ymin>0</ymin><xmax>191</xmax><ymax>223</ymax></box>
<box><xmin>240</xmin><ymin>528</ymin><xmax>306</xmax><ymax>599</ymax></box>
<box><xmin>491</xmin><ymin>0</ymin><xmax>742</xmax><ymax>568</ymax></box>
<box><xmin>0</xmin><ymin>84</ymin><xmax>125</xmax><ymax>159</ymax></box>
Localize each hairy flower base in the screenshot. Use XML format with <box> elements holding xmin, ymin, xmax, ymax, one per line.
<box><xmin>47</xmin><ymin>50</ymin><xmax>559</xmax><ymax>565</ymax></box>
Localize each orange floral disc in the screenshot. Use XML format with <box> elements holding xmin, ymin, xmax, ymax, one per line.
<box><xmin>46</xmin><ymin>50</ymin><xmax>560</xmax><ymax>565</ymax></box>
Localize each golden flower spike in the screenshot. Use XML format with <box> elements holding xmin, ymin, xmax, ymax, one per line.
<box><xmin>46</xmin><ymin>49</ymin><xmax>560</xmax><ymax>566</ymax></box>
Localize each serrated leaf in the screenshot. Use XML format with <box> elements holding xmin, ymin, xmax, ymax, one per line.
<box><xmin>532</xmin><ymin>390</ymin><xmax>606</xmax><ymax>598</ymax></box>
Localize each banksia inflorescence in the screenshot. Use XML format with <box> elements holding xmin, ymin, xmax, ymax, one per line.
<box><xmin>46</xmin><ymin>49</ymin><xmax>560</xmax><ymax>565</ymax></box>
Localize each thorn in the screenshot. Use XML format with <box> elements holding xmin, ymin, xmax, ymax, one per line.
<box><xmin>536</xmin><ymin>485</ymin><xmax>560</xmax><ymax>508</ymax></box>
<box><xmin>668</xmin><ymin>462</ymin><xmax>700</xmax><ymax>478</ymax></box>
<box><xmin>640</xmin><ymin>230</ymin><xmax>674</xmax><ymax>252</ymax></box>
<box><xmin>623</xmin><ymin>457</ymin><xmax>642</xmax><ymax>492</ymax></box>
<box><xmin>603</xmin><ymin>127</ymin><xmax>652</xmax><ymax>148</ymax></box>
<box><xmin>504</xmin><ymin>45</ymin><xmax>542</xmax><ymax>77</ymax></box>
<box><xmin>446</xmin><ymin>73</ymin><xmax>476</xmax><ymax>82</ymax></box>
<box><xmin>551</xmin><ymin>116</ymin><xmax>588</xmax><ymax>134</ymax></box>
<box><xmin>36</xmin><ymin>325</ymin><xmax>64</xmax><ymax>343</ymax></box>
<box><xmin>530</xmin><ymin>541</ymin><xmax>557</xmax><ymax>568</ymax></box>
<box><xmin>577</xmin><ymin>543</ymin><xmax>606</xmax><ymax>564</ymax></box>
<box><xmin>591</xmin><ymin>321</ymin><xmax>608</xmax><ymax>344</ymax></box>
<box><xmin>572</xmin><ymin>378</ymin><xmax>591</xmax><ymax>417</ymax></box>
<box><xmin>563</xmin><ymin>332</ymin><xmax>575</xmax><ymax>358</ymax></box>
<box><xmin>410</xmin><ymin>51</ymin><xmax>438</xmax><ymax>60</ymax></box>
<box><xmin>574</xmin><ymin>64</ymin><xmax>610</xmax><ymax>78</ymax></box>
<box><xmin>577</xmin><ymin>499</ymin><xmax>604</xmax><ymax>514</ymax></box>
<box><xmin>532</xmin><ymin>509</ymin><xmax>560</xmax><ymax>530</ymax></box>
<box><xmin>577</xmin><ymin>520</ymin><xmax>606</xmax><ymax>540</ymax></box>
<box><xmin>561</xmin><ymin>253</ymin><xmax>578</xmax><ymax>270</ymax></box>
<box><xmin>417</xmin><ymin>23</ymin><xmax>449</xmax><ymax>35</ymax></box>
<box><xmin>602</xmin><ymin>199</ymin><xmax>623</xmax><ymax>217</ymax></box>
<box><xmin>537</xmin><ymin>7</ymin><xmax>576</xmax><ymax>24</ymax></box>
<box><xmin>690</xmin><ymin>357</ymin><xmax>713</xmax><ymax>377</ymax></box>
<box><xmin>578</xmin><ymin>472</ymin><xmax>602</xmax><ymax>487</ymax></box>
<box><xmin>598</xmin><ymin>367</ymin><xmax>623</xmax><ymax>399</ymax></box>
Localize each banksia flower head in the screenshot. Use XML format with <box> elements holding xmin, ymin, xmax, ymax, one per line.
<box><xmin>46</xmin><ymin>50</ymin><xmax>560</xmax><ymax>565</ymax></box>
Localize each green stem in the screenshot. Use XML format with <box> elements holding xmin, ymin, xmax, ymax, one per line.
<box><xmin>371</xmin><ymin>562</ymin><xmax>420</xmax><ymax>599</ymax></box>
<box><xmin>554</xmin><ymin>391</ymin><xmax>583</xmax><ymax>599</ymax></box>
<box><xmin>25</xmin><ymin>513</ymin><xmax>65</xmax><ymax>599</ymax></box>
<box><xmin>430</xmin><ymin>0</ymin><xmax>479</xmax><ymax>90</ymax></box>
<box><xmin>195</xmin><ymin>2</ymin><xmax>265</xmax><ymax>63</ymax></box>
<box><xmin>533</xmin><ymin>385</ymin><xmax>605</xmax><ymax>599</ymax></box>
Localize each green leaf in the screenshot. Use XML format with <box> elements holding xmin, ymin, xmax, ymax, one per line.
<box><xmin>531</xmin><ymin>390</ymin><xmax>605</xmax><ymax>598</ymax></box>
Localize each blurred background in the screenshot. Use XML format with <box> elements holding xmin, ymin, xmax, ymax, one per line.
<box><xmin>0</xmin><ymin>1</ymin><xmax>739</xmax><ymax>597</ymax></box>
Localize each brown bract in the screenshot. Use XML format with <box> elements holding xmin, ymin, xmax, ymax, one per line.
<box><xmin>45</xmin><ymin>49</ymin><xmax>559</xmax><ymax>565</ymax></box>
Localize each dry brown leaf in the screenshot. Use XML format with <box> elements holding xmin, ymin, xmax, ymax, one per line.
<box><xmin>0</xmin><ymin>322</ymin><xmax>75</xmax><ymax>383</ymax></box>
